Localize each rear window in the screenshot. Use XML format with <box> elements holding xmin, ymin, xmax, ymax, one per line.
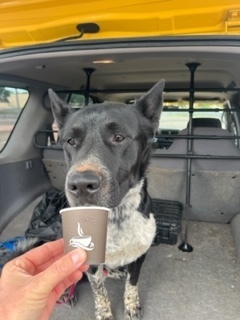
<box><xmin>160</xmin><ymin>100</ymin><xmax>227</xmax><ymax>131</ymax></box>
<box><xmin>153</xmin><ymin>100</ymin><xmax>237</xmax><ymax>150</ymax></box>
<box><xmin>0</xmin><ymin>87</ymin><xmax>29</xmax><ymax>151</ymax></box>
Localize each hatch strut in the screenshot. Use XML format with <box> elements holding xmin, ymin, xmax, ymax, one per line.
<box><xmin>178</xmin><ymin>62</ymin><xmax>200</xmax><ymax>253</ymax></box>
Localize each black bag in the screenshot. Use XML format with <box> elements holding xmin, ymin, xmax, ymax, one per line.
<box><xmin>25</xmin><ymin>188</ymin><xmax>68</xmax><ymax>242</ymax></box>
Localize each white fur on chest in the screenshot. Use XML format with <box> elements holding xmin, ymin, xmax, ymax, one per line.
<box><xmin>105</xmin><ymin>181</ymin><xmax>156</xmax><ymax>269</ymax></box>
<box><xmin>105</xmin><ymin>211</ymin><xmax>156</xmax><ymax>269</ymax></box>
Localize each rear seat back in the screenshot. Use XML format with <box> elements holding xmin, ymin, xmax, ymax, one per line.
<box><xmin>148</xmin><ymin>126</ymin><xmax>240</xmax><ymax>223</ymax></box>
<box><xmin>152</xmin><ymin>127</ymin><xmax>240</xmax><ymax>171</ymax></box>
<box><xmin>187</xmin><ymin>117</ymin><xmax>222</xmax><ymax>128</ymax></box>
<box><xmin>42</xmin><ymin>147</ymin><xmax>66</xmax><ymax>191</ymax></box>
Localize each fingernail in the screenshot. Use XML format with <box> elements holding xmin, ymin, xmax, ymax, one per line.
<box><xmin>70</xmin><ymin>249</ymin><xmax>85</xmax><ymax>266</ymax></box>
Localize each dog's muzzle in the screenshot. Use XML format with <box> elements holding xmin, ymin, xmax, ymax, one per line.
<box><xmin>65</xmin><ymin>161</ymin><xmax>111</xmax><ymax>207</ymax></box>
<box><xmin>67</xmin><ymin>170</ymin><xmax>102</xmax><ymax>199</ymax></box>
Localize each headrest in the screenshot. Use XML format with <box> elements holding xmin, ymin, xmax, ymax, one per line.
<box><xmin>187</xmin><ymin>118</ymin><xmax>222</xmax><ymax>128</ymax></box>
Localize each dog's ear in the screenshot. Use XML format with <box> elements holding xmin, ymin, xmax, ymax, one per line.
<box><xmin>136</xmin><ymin>79</ymin><xmax>165</xmax><ymax>132</ymax></box>
<box><xmin>48</xmin><ymin>89</ymin><xmax>73</xmax><ymax>130</ymax></box>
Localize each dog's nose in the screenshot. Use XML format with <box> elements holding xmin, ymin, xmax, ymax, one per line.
<box><xmin>67</xmin><ymin>171</ymin><xmax>101</xmax><ymax>196</ymax></box>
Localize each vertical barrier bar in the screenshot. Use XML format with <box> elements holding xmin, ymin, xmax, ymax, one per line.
<box><xmin>83</xmin><ymin>68</ymin><xmax>95</xmax><ymax>105</ymax></box>
<box><xmin>179</xmin><ymin>62</ymin><xmax>200</xmax><ymax>252</ymax></box>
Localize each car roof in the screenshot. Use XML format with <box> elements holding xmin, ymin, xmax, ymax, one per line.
<box><xmin>0</xmin><ymin>0</ymin><xmax>240</xmax><ymax>49</ymax></box>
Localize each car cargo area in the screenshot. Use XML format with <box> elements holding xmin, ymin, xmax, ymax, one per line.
<box><xmin>1</xmin><ymin>209</ymin><xmax>239</xmax><ymax>320</ymax></box>
<box><xmin>0</xmin><ymin>37</ymin><xmax>240</xmax><ymax>319</ymax></box>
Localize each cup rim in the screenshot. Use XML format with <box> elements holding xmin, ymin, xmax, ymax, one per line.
<box><xmin>60</xmin><ymin>206</ymin><xmax>110</xmax><ymax>214</ymax></box>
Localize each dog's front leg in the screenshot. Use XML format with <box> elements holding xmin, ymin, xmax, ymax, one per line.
<box><xmin>87</xmin><ymin>265</ymin><xmax>113</xmax><ymax>320</ymax></box>
<box><xmin>124</xmin><ymin>254</ymin><xmax>146</xmax><ymax>320</ymax></box>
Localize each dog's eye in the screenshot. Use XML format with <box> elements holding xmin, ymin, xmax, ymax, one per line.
<box><xmin>113</xmin><ymin>134</ymin><xmax>125</xmax><ymax>142</ymax></box>
<box><xmin>67</xmin><ymin>138</ymin><xmax>76</xmax><ymax>146</ymax></box>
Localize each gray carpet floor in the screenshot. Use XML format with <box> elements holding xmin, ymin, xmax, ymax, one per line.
<box><xmin>50</xmin><ymin>222</ymin><xmax>240</xmax><ymax>320</ymax></box>
<box><xmin>1</xmin><ymin>206</ymin><xmax>239</xmax><ymax>320</ymax></box>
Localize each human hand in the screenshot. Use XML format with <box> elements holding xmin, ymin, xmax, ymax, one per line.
<box><xmin>0</xmin><ymin>238</ymin><xmax>88</xmax><ymax>320</ymax></box>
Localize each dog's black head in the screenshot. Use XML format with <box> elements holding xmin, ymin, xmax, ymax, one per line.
<box><xmin>48</xmin><ymin>80</ymin><xmax>165</xmax><ymax>208</ymax></box>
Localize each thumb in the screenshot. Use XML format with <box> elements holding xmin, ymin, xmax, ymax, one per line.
<box><xmin>35</xmin><ymin>248</ymin><xmax>87</xmax><ymax>294</ymax></box>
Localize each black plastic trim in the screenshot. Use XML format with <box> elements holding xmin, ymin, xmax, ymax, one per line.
<box><xmin>1</xmin><ymin>35</ymin><xmax>240</xmax><ymax>59</ymax></box>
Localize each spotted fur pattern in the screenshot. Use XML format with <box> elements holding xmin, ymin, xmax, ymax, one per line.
<box><xmin>106</xmin><ymin>181</ymin><xmax>156</xmax><ymax>270</ymax></box>
<box><xmin>87</xmin><ymin>181</ymin><xmax>156</xmax><ymax>320</ymax></box>
<box><xmin>106</xmin><ymin>268</ymin><xmax>127</xmax><ymax>280</ymax></box>
<box><xmin>124</xmin><ymin>275</ymin><xmax>142</xmax><ymax>320</ymax></box>
<box><xmin>87</xmin><ymin>266</ymin><xmax>113</xmax><ymax>320</ymax></box>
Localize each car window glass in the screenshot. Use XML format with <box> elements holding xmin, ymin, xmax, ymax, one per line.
<box><xmin>160</xmin><ymin>101</ymin><xmax>226</xmax><ymax>131</ymax></box>
<box><xmin>68</xmin><ymin>93</ymin><xmax>93</xmax><ymax>108</ymax></box>
<box><xmin>152</xmin><ymin>100</ymin><xmax>230</xmax><ymax>150</ymax></box>
<box><xmin>0</xmin><ymin>87</ymin><xmax>29</xmax><ymax>151</ymax></box>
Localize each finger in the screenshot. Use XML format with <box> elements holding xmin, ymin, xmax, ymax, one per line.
<box><xmin>52</xmin><ymin>269</ymin><xmax>85</xmax><ymax>300</ymax></box>
<box><xmin>45</xmin><ymin>267</ymin><xmax>89</xmax><ymax>314</ymax></box>
<box><xmin>53</xmin><ymin>264</ymin><xmax>89</xmax><ymax>296</ymax></box>
<box><xmin>22</xmin><ymin>239</ymin><xmax>64</xmax><ymax>266</ymax></box>
<box><xmin>41</xmin><ymin>269</ymin><xmax>86</xmax><ymax>317</ymax></box>
<box><xmin>2</xmin><ymin>240</ymin><xmax>62</xmax><ymax>281</ymax></box>
<box><xmin>36</xmin><ymin>252</ymin><xmax>64</xmax><ymax>273</ymax></box>
<box><xmin>37</xmin><ymin>254</ymin><xmax>89</xmax><ymax>274</ymax></box>
<box><xmin>6</xmin><ymin>239</ymin><xmax>65</xmax><ymax>276</ymax></box>
<box><xmin>33</xmin><ymin>248</ymin><xmax>87</xmax><ymax>294</ymax></box>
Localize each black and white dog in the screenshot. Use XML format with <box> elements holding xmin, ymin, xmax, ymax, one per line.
<box><xmin>47</xmin><ymin>79</ymin><xmax>165</xmax><ymax>320</ymax></box>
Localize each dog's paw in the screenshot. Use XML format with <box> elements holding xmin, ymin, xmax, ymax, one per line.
<box><xmin>64</xmin><ymin>293</ymin><xmax>78</xmax><ymax>308</ymax></box>
<box><xmin>124</xmin><ymin>282</ymin><xmax>143</xmax><ymax>320</ymax></box>
<box><xmin>57</xmin><ymin>285</ymin><xmax>78</xmax><ymax>307</ymax></box>
<box><xmin>95</xmin><ymin>300</ymin><xmax>113</xmax><ymax>320</ymax></box>
<box><xmin>95</xmin><ymin>299</ymin><xmax>113</xmax><ymax>320</ymax></box>
<box><xmin>96</xmin><ymin>311</ymin><xmax>114</xmax><ymax>320</ymax></box>
<box><xmin>125</xmin><ymin>304</ymin><xmax>143</xmax><ymax>320</ymax></box>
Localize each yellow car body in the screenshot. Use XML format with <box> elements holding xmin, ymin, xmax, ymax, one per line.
<box><xmin>0</xmin><ymin>0</ymin><xmax>240</xmax><ymax>48</ymax></box>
